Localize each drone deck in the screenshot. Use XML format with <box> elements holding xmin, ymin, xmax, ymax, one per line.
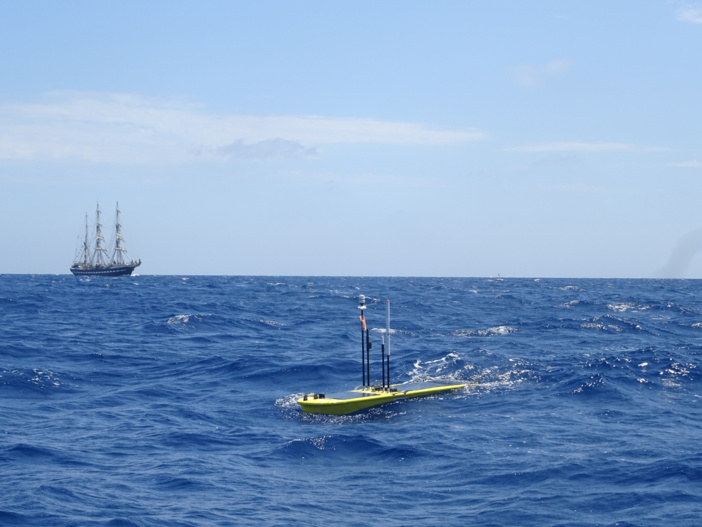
<box><xmin>298</xmin><ymin>380</ymin><xmax>466</xmax><ymax>415</ymax></box>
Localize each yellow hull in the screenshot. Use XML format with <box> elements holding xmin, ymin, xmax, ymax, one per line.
<box><xmin>297</xmin><ymin>381</ymin><xmax>466</xmax><ymax>415</ymax></box>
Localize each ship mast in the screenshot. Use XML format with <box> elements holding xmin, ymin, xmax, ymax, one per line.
<box><xmin>93</xmin><ymin>203</ymin><xmax>108</xmax><ymax>267</ymax></box>
<box><xmin>81</xmin><ymin>213</ymin><xmax>90</xmax><ymax>266</ymax></box>
<box><xmin>111</xmin><ymin>202</ymin><xmax>127</xmax><ymax>265</ymax></box>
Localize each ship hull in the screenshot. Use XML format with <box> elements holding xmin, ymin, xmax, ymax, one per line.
<box><xmin>70</xmin><ymin>265</ymin><xmax>138</xmax><ymax>277</ymax></box>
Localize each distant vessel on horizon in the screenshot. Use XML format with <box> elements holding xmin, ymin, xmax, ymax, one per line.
<box><xmin>70</xmin><ymin>203</ymin><xmax>141</xmax><ymax>277</ymax></box>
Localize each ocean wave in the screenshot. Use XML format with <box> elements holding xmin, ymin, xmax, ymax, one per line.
<box><xmin>166</xmin><ymin>313</ymin><xmax>206</xmax><ymax>326</ymax></box>
<box><xmin>281</xmin><ymin>434</ymin><xmax>424</xmax><ymax>462</ymax></box>
<box><xmin>557</xmin><ymin>285</ymin><xmax>582</xmax><ymax>291</ymax></box>
<box><xmin>1</xmin><ymin>367</ymin><xmax>63</xmax><ymax>392</ymax></box>
<box><xmin>3</xmin><ymin>275</ymin><xmax>702</xmax><ymax>525</ymax></box>
<box><xmin>608</xmin><ymin>302</ymin><xmax>651</xmax><ymax>312</ymax></box>
<box><xmin>581</xmin><ymin>314</ymin><xmax>646</xmax><ymax>333</ymax></box>
<box><xmin>453</xmin><ymin>326</ymin><xmax>518</xmax><ymax>337</ymax></box>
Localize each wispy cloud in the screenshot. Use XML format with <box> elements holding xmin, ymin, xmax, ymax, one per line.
<box><xmin>213</xmin><ymin>139</ymin><xmax>318</xmax><ymax>161</ymax></box>
<box><xmin>295</xmin><ymin>170</ymin><xmax>440</xmax><ymax>188</ymax></box>
<box><xmin>539</xmin><ymin>183</ymin><xmax>608</xmax><ymax>194</ymax></box>
<box><xmin>506</xmin><ymin>141</ymin><xmax>668</xmax><ymax>153</ymax></box>
<box><xmin>677</xmin><ymin>6</ymin><xmax>702</xmax><ymax>24</ymax></box>
<box><xmin>669</xmin><ymin>159</ymin><xmax>702</xmax><ymax>168</ymax></box>
<box><xmin>510</xmin><ymin>59</ymin><xmax>572</xmax><ymax>88</ymax></box>
<box><xmin>0</xmin><ymin>92</ymin><xmax>484</xmax><ymax>164</ymax></box>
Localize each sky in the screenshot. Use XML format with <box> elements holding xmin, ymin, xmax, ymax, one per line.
<box><xmin>2</xmin><ymin>0</ymin><xmax>702</xmax><ymax>277</ymax></box>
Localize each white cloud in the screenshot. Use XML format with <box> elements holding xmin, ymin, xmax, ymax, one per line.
<box><xmin>510</xmin><ymin>59</ymin><xmax>572</xmax><ymax>88</ymax></box>
<box><xmin>506</xmin><ymin>141</ymin><xmax>668</xmax><ymax>153</ymax></box>
<box><xmin>677</xmin><ymin>6</ymin><xmax>702</xmax><ymax>24</ymax></box>
<box><xmin>0</xmin><ymin>92</ymin><xmax>484</xmax><ymax>164</ymax></box>
<box><xmin>669</xmin><ymin>160</ymin><xmax>702</xmax><ymax>168</ymax></box>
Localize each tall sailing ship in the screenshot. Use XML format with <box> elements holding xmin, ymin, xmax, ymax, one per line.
<box><xmin>71</xmin><ymin>203</ymin><xmax>142</xmax><ymax>277</ymax></box>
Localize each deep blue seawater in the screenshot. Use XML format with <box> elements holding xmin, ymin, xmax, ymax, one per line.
<box><xmin>1</xmin><ymin>275</ymin><xmax>701</xmax><ymax>526</ymax></box>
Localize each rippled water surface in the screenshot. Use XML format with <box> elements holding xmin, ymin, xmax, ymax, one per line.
<box><xmin>1</xmin><ymin>275</ymin><xmax>701</xmax><ymax>526</ymax></box>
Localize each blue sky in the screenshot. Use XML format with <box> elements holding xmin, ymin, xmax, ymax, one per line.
<box><xmin>2</xmin><ymin>0</ymin><xmax>702</xmax><ymax>277</ymax></box>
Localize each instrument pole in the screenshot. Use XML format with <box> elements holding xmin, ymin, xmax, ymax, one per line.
<box><xmin>366</xmin><ymin>323</ymin><xmax>371</xmax><ymax>387</ymax></box>
<box><xmin>359</xmin><ymin>295</ymin><xmax>367</xmax><ymax>387</ymax></box>
<box><xmin>381</xmin><ymin>336</ymin><xmax>386</xmax><ymax>389</ymax></box>
<box><xmin>385</xmin><ymin>299</ymin><xmax>391</xmax><ymax>390</ymax></box>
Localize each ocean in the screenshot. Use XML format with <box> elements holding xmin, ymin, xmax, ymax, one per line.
<box><xmin>1</xmin><ymin>275</ymin><xmax>700</xmax><ymax>526</ymax></box>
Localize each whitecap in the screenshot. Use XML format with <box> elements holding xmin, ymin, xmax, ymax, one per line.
<box><xmin>260</xmin><ymin>319</ymin><xmax>288</xmax><ymax>328</ymax></box>
<box><xmin>481</xmin><ymin>326</ymin><xmax>517</xmax><ymax>336</ymax></box>
<box><xmin>608</xmin><ymin>302</ymin><xmax>634</xmax><ymax>312</ymax></box>
<box><xmin>607</xmin><ymin>302</ymin><xmax>651</xmax><ymax>313</ymax></box>
<box><xmin>167</xmin><ymin>314</ymin><xmax>205</xmax><ymax>326</ymax></box>
<box><xmin>581</xmin><ymin>322</ymin><xmax>622</xmax><ymax>332</ymax></box>
<box><xmin>167</xmin><ymin>314</ymin><xmax>192</xmax><ymax>324</ymax></box>
<box><xmin>453</xmin><ymin>326</ymin><xmax>517</xmax><ymax>337</ymax></box>
<box><xmin>406</xmin><ymin>353</ymin><xmax>472</xmax><ymax>384</ymax></box>
<box><xmin>275</xmin><ymin>393</ymin><xmax>304</xmax><ymax>410</ymax></box>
